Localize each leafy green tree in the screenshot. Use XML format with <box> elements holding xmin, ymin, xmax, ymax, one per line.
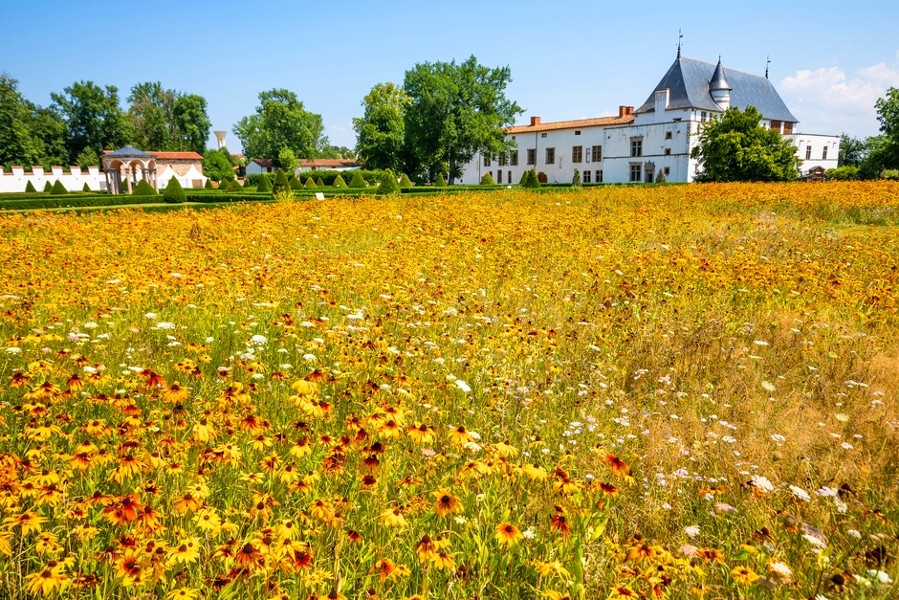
<box><xmin>24</xmin><ymin>180</ymin><xmax>36</xmax><ymax>193</ymax></box>
<box><xmin>52</xmin><ymin>81</ymin><xmax>133</xmax><ymax>164</ymax></box>
<box><xmin>872</xmin><ymin>87</ymin><xmax>899</xmax><ymax>171</ymax></box>
<box><xmin>204</xmin><ymin>148</ymin><xmax>235</xmax><ymax>182</ymax></box>
<box><xmin>163</xmin><ymin>176</ymin><xmax>186</xmax><ymax>203</ymax></box>
<box><xmin>838</xmin><ymin>134</ymin><xmax>868</xmax><ymax>167</ymax></box>
<box><xmin>348</xmin><ymin>171</ymin><xmax>367</xmax><ymax>188</ymax></box>
<box><xmin>377</xmin><ymin>169</ymin><xmax>399</xmax><ymax>195</ymax></box>
<box><xmin>318</xmin><ymin>145</ymin><xmax>356</xmax><ymax>159</ymax></box>
<box><xmin>480</xmin><ymin>171</ymin><xmax>495</xmax><ymax>185</ymax></box>
<box><xmin>333</xmin><ymin>174</ymin><xmax>347</xmax><ymax>188</ymax></box>
<box><xmin>51</xmin><ymin>180</ymin><xmax>67</xmax><ymax>194</ymax></box>
<box><xmin>30</xmin><ymin>106</ymin><xmax>69</xmax><ymax>168</ymax></box>
<box><xmin>404</xmin><ymin>56</ymin><xmax>523</xmax><ymax>184</ymax></box>
<box><xmin>691</xmin><ymin>106</ymin><xmax>799</xmax><ymax>182</ymax></box>
<box><xmin>76</xmin><ymin>147</ymin><xmax>99</xmax><ymax>169</ymax></box>
<box><xmin>0</xmin><ymin>75</ymin><xmax>67</xmax><ymax>168</ymax></box>
<box><xmin>278</xmin><ymin>148</ymin><xmax>298</xmax><ymax>175</ymax></box>
<box><xmin>354</xmin><ymin>83</ymin><xmax>409</xmax><ymax>172</ymax></box>
<box><xmin>173</xmin><ymin>94</ymin><xmax>211</xmax><ymax>154</ymax></box>
<box><xmin>128</xmin><ymin>82</ymin><xmax>176</xmax><ymax>150</ymax></box>
<box><xmin>233</xmin><ymin>89</ymin><xmax>324</xmax><ymax>161</ymax></box>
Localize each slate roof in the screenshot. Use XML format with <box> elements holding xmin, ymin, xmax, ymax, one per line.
<box><xmin>104</xmin><ymin>145</ymin><xmax>153</xmax><ymax>158</ymax></box>
<box><xmin>636</xmin><ymin>56</ymin><xmax>797</xmax><ymax>123</ymax></box>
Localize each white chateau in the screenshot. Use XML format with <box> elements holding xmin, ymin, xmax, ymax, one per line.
<box><xmin>460</xmin><ymin>53</ymin><xmax>840</xmax><ymax>185</ymax></box>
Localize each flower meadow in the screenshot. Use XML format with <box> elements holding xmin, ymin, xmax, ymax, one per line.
<box><xmin>0</xmin><ymin>182</ymin><xmax>898</xmax><ymax>599</ymax></box>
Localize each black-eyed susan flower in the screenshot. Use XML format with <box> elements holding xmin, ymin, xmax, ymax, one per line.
<box><xmin>494</xmin><ymin>522</ymin><xmax>523</xmax><ymax>547</ymax></box>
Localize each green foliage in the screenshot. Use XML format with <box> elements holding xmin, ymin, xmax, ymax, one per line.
<box><xmin>839</xmin><ymin>134</ymin><xmax>868</xmax><ymax>167</ymax></box>
<box><xmin>272</xmin><ymin>169</ymin><xmax>290</xmax><ymax>194</ymax></box>
<box><xmin>51</xmin><ymin>180</ymin><xmax>67</xmax><ymax>194</ymax></box>
<box><xmin>278</xmin><ymin>148</ymin><xmax>298</xmax><ymax>175</ymax></box>
<box><xmin>480</xmin><ymin>171</ymin><xmax>496</xmax><ymax>185</ymax></box>
<box><xmin>162</xmin><ymin>176</ymin><xmax>186</xmax><ymax>203</ymax></box>
<box><xmin>825</xmin><ymin>165</ymin><xmax>859</xmax><ymax>181</ymax></box>
<box><xmin>315</xmin><ymin>177</ymin><xmax>324</xmax><ymax>187</ymax></box>
<box><xmin>377</xmin><ymin>169</ymin><xmax>400</xmax><ymax>195</ymax></box>
<box><xmin>172</xmin><ymin>94</ymin><xmax>211</xmax><ymax>154</ymax></box>
<box><xmin>333</xmin><ymin>174</ymin><xmax>347</xmax><ymax>188</ymax></box>
<box><xmin>204</xmin><ymin>178</ymin><xmax>213</xmax><ymax>189</ymax></box>
<box><xmin>51</xmin><ymin>80</ymin><xmax>132</xmax><ymax>164</ymax></box>
<box><xmin>304</xmin><ymin>177</ymin><xmax>316</xmax><ymax>188</ymax></box>
<box><xmin>353</xmin><ymin>82</ymin><xmax>409</xmax><ymax>172</ymax></box>
<box><xmin>435</xmin><ymin>173</ymin><xmax>447</xmax><ymax>187</ymax></box>
<box><xmin>572</xmin><ymin>169</ymin><xmax>581</xmax><ymax>187</ymax></box>
<box><xmin>403</xmin><ymin>56</ymin><xmax>523</xmax><ymax>183</ymax></box>
<box><xmin>655</xmin><ymin>169</ymin><xmax>666</xmax><ymax>183</ymax></box>
<box><xmin>82</xmin><ymin>182</ymin><xmax>92</xmax><ymax>192</ymax></box>
<box><xmin>203</xmin><ymin>148</ymin><xmax>235</xmax><ymax>182</ymax></box>
<box><xmin>520</xmin><ymin>169</ymin><xmax>541</xmax><ymax>188</ymax></box>
<box><xmin>132</xmin><ymin>179</ymin><xmax>157</xmax><ymax>195</ymax></box>
<box><xmin>289</xmin><ymin>176</ymin><xmax>303</xmax><ymax>191</ymax></box>
<box><xmin>233</xmin><ymin>89</ymin><xmax>324</xmax><ymax>161</ymax></box>
<box><xmin>255</xmin><ymin>175</ymin><xmax>272</xmax><ymax>192</ymax></box>
<box><xmin>873</xmin><ymin>88</ymin><xmax>899</xmax><ymax>171</ymax></box>
<box><xmin>1</xmin><ymin>74</ymin><xmax>68</xmax><ymax>169</ymax></box>
<box><xmin>226</xmin><ymin>179</ymin><xmax>243</xmax><ymax>191</ymax></box>
<box><xmin>43</xmin><ymin>181</ymin><xmax>53</xmax><ymax>193</ymax></box>
<box><xmin>348</xmin><ymin>171</ymin><xmax>367</xmax><ymax>188</ymax></box>
<box><xmin>398</xmin><ymin>173</ymin><xmax>413</xmax><ymax>188</ymax></box>
<box><xmin>76</xmin><ymin>147</ymin><xmax>99</xmax><ymax>169</ymax></box>
<box><xmin>24</xmin><ymin>180</ymin><xmax>36</xmax><ymax>193</ymax></box>
<box><xmin>692</xmin><ymin>106</ymin><xmax>800</xmax><ymax>182</ymax></box>
<box><xmin>883</xmin><ymin>169</ymin><xmax>899</xmax><ymax>180</ymax></box>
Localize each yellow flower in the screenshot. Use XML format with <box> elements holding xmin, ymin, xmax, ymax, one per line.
<box><xmin>25</xmin><ymin>565</ymin><xmax>70</xmax><ymax>596</ymax></box>
<box><xmin>494</xmin><ymin>522</ymin><xmax>523</xmax><ymax>547</ymax></box>
<box><xmin>380</xmin><ymin>507</ymin><xmax>407</xmax><ymax>528</ymax></box>
<box><xmin>431</xmin><ymin>489</ymin><xmax>462</xmax><ymax>517</ymax></box>
<box><xmin>4</xmin><ymin>510</ymin><xmax>47</xmax><ymax>535</ymax></box>
<box><xmin>731</xmin><ymin>566</ymin><xmax>760</xmax><ymax>585</ymax></box>
<box><xmin>166</xmin><ymin>588</ymin><xmax>200</xmax><ymax>600</ymax></box>
<box><xmin>167</xmin><ymin>538</ymin><xmax>201</xmax><ymax>566</ymax></box>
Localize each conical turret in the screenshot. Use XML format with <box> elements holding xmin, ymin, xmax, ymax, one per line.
<box><xmin>709</xmin><ymin>57</ymin><xmax>732</xmax><ymax>109</ymax></box>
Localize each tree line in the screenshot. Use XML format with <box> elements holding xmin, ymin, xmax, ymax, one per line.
<box><xmin>831</xmin><ymin>88</ymin><xmax>899</xmax><ymax>179</ymax></box>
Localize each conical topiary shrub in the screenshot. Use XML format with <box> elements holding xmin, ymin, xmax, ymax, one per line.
<box><xmin>272</xmin><ymin>169</ymin><xmax>290</xmax><ymax>194</ymax></box>
<box><xmin>256</xmin><ymin>175</ymin><xmax>272</xmax><ymax>192</ymax></box>
<box><xmin>572</xmin><ymin>169</ymin><xmax>581</xmax><ymax>187</ymax></box>
<box><xmin>163</xmin><ymin>176</ymin><xmax>186</xmax><ymax>203</ymax></box>
<box><xmin>398</xmin><ymin>173</ymin><xmax>413</xmax><ymax>188</ymax></box>
<box><xmin>227</xmin><ymin>179</ymin><xmax>243</xmax><ymax>191</ymax></box>
<box><xmin>25</xmin><ymin>181</ymin><xmax>37</xmax><ymax>193</ymax></box>
<box><xmin>316</xmin><ymin>177</ymin><xmax>324</xmax><ymax>187</ymax></box>
<box><xmin>43</xmin><ymin>181</ymin><xmax>53</xmax><ymax>193</ymax></box>
<box><xmin>377</xmin><ymin>169</ymin><xmax>399</xmax><ymax>195</ymax></box>
<box><xmin>348</xmin><ymin>171</ymin><xmax>367</xmax><ymax>188</ymax></box>
<box><xmin>304</xmin><ymin>177</ymin><xmax>316</xmax><ymax>188</ymax></box>
<box><xmin>82</xmin><ymin>182</ymin><xmax>92</xmax><ymax>192</ymax></box>
<box><xmin>435</xmin><ymin>173</ymin><xmax>447</xmax><ymax>187</ymax></box>
<box><xmin>204</xmin><ymin>178</ymin><xmax>214</xmax><ymax>189</ymax></box>
<box><xmin>480</xmin><ymin>172</ymin><xmax>495</xmax><ymax>185</ymax></box>
<box><xmin>133</xmin><ymin>179</ymin><xmax>157</xmax><ymax>195</ymax></box>
<box><xmin>289</xmin><ymin>176</ymin><xmax>303</xmax><ymax>191</ymax></box>
<box><xmin>51</xmin><ymin>180</ymin><xmax>67</xmax><ymax>194</ymax></box>
<box><xmin>333</xmin><ymin>174</ymin><xmax>347</xmax><ymax>188</ymax></box>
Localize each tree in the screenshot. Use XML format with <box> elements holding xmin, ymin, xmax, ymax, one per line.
<box><xmin>873</xmin><ymin>87</ymin><xmax>899</xmax><ymax>170</ymax></box>
<box><xmin>838</xmin><ymin>134</ymin><xmax>868</xmax><ymax>167</ymax></box>
<box><xmin>52</xmin><ymin>81</ymin><xmax>132</xmax><ymax>164</ymax></box>
<box><xmin>278</xmin><ymin>148</ymin><xmax>298</xmax><ymax>175</ymax></box>
<box><xmin>204</xmin><ymin>148</ymin><xmax>235</xmax><ymax>182</ymax></box>
<box><xmin>76</xmin><ymin>147</ymin><xmax>99</xmax><ymax>169</ymax></box>
<box><xmin>128</xmin><ymin>81</ymin><xmax>176</xmax><ymax>150</ymax></box>
<box><xmin>0</xmin><ymin>75</ymin><xmax>67</xmax><ymax>169</ymax></box>
<box><xmin>403</xmin><ymin>56</ymin><xmax>523</xmax><ymax>184</ymax></box>
<box><xmin>233</xmin><ymin>89</ymin><xmax>324</xmax><ymax>161</ymax></box>
<box><xmin>163</xmin><ymin>176</ymin><xmax>186</xmax><ymax>203</ymax></box>
<box><xmin>353</xmin><ymin>82</ymin><xmax>409</xmax><ymax>172</ymax></box>
<box><xmin>173</xmin><ymin>94</ymin><xmax>211</xmax><ymax>154</ymax></box>
<box><xmin>691</xmin><ymin>106</ymin><xmax>799</xmax><ymax>182</ymax></box>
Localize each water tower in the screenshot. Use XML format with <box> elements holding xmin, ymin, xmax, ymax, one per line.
<box><xmin>213</xmin><ymin>131</ymin><xmax>227</xmax><ymax>150</ymax></box>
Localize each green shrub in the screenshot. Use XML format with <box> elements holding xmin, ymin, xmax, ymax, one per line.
<box><xmin>51</xmin><ymin>180</ymin><xmax>67</xmax><ymax>194</ymax></box>
<box><xmin>521</xmin><ymin>169</ymin><xmax>541</xmax><ymax>188</ymax></box>
<box><xmin>204</xmin><ymin>178</ymin><xmax>214</xmax><ymax>189</ymax></box>
<box><xmin>435</xmin><ymin>173</ymin><xmax>447</xmax><ymax>187</ymax></box>
<box><xmin>256</xmin><ymin>175</ymin><xmax>272</xmax><ymax>192</ymax></box>
<box><xmin>377</xmin><ymin>169</ymin><xmax>399</xmax><ymax>195</ymax></box>
<box><xmin>398</xmin><ymin>173</ymin><xmax>413</xmax><ymax>188</ymax></box>
<box><xmin>333</xmin><ymin>174</ymin><xmax>347</xmax><ymax>188</ymax></box>
<box><xmin>25</xmin><ymin>181</ymin><xmax>37</xmax><ymax>194</ymax></box>
<box><xmin>304</xmin><ymin>177</ymin><xmax>316</xmax><ymax>188</ymax></box>
<box><xmin>480</xmin><ymin>172</ymin><xmax>496</xmax><ymax>185</ymax></box>
<box><xmin>883</xmin><ymin>169</ymin><xmax>899</xmax><ymax>180</ymax></box>
<box><xmin>289</xmin><ymin>177</ymin><xmax>303</xmax><ymax>191</ymax></box>
<box><xmin>162</xmin><ymin>176</ymin><xmax>186</xmax><ymax>203</ymax></box>
<box><xmin>227</xmin><ymin>179</ymin><xmax>243</xmax><ymax>191</ymax></box>
<box><xmin>348</xmin><ymin>171</ymin><xmax>367</xmax><ymax>188</ymax></box>
<box><xmin>43</xmin><ymin>181</ymin><xmax>53</xmax><ymax>193</ymax></box>
<box><xmin>133</xmin><ymin>179</ymin><xmax>157</xmax><ymax>195</ymax></box>
<box><xmin>272</xmin><ymin>169</ymin><xmax>290</xmax><ymax>194</ymax></box>
<box><xmin>82</xmin><ymin>182</ymin><xmax>92</xmax><ymax>192</ymax></box>
<box><xmin>316</xmin><ymin>177</ymin><xmax>324</xmax><ymax>187</ymax></box>
<box><xmin>572</xmin><ymin>169</ymin><xmax>582</xmax><ymax>187</ymax></box>
<box><xmin>655</xmin><ymin>169</ymin><xmax>666</xmax><ymax>183</ymax></box>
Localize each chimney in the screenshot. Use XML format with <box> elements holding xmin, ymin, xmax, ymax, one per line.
<box><xmin>619</xmin><ymin>105</ymin><xmax>627</xmax><ymax>117</ymax></box>
<box><xmin>654</xmin><ymin>89</ymin><xmax>669</xmax><ymax>114</ymax></box>
<box><xmin>530</xmin><ymin>116</ymin><xmax>541</xmax><ymax>126</ymax></box>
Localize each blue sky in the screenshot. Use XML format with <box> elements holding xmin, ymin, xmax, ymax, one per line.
<box><xmin>3</xmin><ymin>0</ymin><xmax>897</xmax><ymax>154</ymax></box>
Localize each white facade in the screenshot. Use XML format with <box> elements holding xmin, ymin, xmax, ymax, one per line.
<box><xmin>0</xmin><ymin>165</ymin><xmax>104</xmax><ymax>193</ymax></box>
<box><xmin>460</xmin><ymin>55</ymin><xmax>840</xmax><ymax>185</ymax></box>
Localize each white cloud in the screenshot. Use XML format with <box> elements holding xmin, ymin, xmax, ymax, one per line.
<box><xmin>778</xmin><ymin>55</ymin><xmax>899</xmax><ymax>137</ymax></box>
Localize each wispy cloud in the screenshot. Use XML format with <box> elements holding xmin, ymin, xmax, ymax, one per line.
<box><xmin>778</xmin><ymin>55</ymin><xmax>899</xmax><ymax>137</ymax></box>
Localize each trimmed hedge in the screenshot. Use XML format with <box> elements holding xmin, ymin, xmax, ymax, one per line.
<box><xmin>0</xmin><ymin>195</ymin><xmax>164</xmax><ymax>211</ymax></box>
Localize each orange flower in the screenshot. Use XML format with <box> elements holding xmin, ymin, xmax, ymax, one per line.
<box><xmin>432</xmin><ymin>489</ymin><xmax>462</xmax><ymax>517</ymax></box>
<box><xmin>494</xmin><ymin>522</ymin><xmax>523</xmax><ymax>547</ymax></box>
<box><xmin>603</xmin><ymin>454</ymin><xmax>632</xmax><ymax>477</ymax></box>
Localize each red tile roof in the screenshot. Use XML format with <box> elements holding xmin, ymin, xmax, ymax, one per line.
<box><xmin>505</xmin><ymin>115</ymin><xmax>634</xmax><ymax>134</ymax></box>
<box><xmin>150</xmin><ymin>151</ymin><xmax>204</xmax><ymax>161</ymax></box>
<box><xmin>299</xmin><ymin>159</ymin><xmax>358</xmax><ymax>169</ymax></box>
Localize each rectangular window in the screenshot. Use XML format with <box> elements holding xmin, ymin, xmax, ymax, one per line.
<box><xmin>483</xmin><ymin>155</ymin><xmax>491</xmax><ymax>167</ymax></box>
<box><xmin>596</xmin><ymin>170</ymin><xmax>603</xmax><ymax>183</ymax></box>
<box><xmin>629</xmin><ymin>164</ymin><xmax>641</xmax><ymax>182</ymax></box>
<box><xmin>585</xmin><ymin>147</ymin><xmax>591</xmax><ymax>163</ymax></box>
<box><xmin>496</xmin><ymin>170</ymin><xmax>502</xmax><ymax>184</ymax></box>
<box><xmin>630</xmin><ymin>139</ymin><xmax>642</xmax><ymax>158</ymax></box>
<box><xmin>498</xmin><ymin>153</ymin><xmax>507</xmax><ymax>166</ymax></box>
<box><xmin>526</xmin><ymin>149</ymin><xmax>536</xmax><ymax>165</ymax></box>
<box><xmin>583</xmin><ymin>170</ymin><xmax>591</xmax><ymax>183</ymax></box>
<box><xmin>822</xmin><ymin>146</ymin><xmax>828</xmax><ymax>160</ymax></box>
<box><xmin>541</xmin><ymin>133</ymin><xmax>547</xmax><ymax>138</ymax></box>
<box><xmin>806</xmin><ymin>145</ymin><xmax>812</xmax><ymax>160</ymax></box>
<box><xmin>783</xmin><ymin>122</ymin><xmax>794</xmax><ymax>135</ymax></box>
<box><xmin>545</xmin><ymin>147</ymin><xmax>555</xmax><ymax>165</ymax></box>
<box><xmin>571</xmin><ymin>145</ymin><xmax>583</xmax><ymax>163</ymax></box>
<box><xmin>665</xmin><ymin>131</ymin><xmax>673</xmax><ymax>140</ymax></box>
<box><xmin>509</xmin><ymin>150</ymin><xmax>518</xmax><ymax>166</ymax></box>
<box><xmin>507</xmin><ymin>170</ymin><xmax>511</xmax><ymax>183</ymax></box>
<box><xmin>770</xmin><ymin>120</ymin><xmax>781</xmax><ymax>132</ymax></box>
<box><xmin>664</xmin><ymin>148</ymin><xmax>671</xmax><ymax>156</ymax></box>
<box><xmin>664</xmin><ymin>167</ymin><xmax>670</xmax><ymax>176</ymax></box>
<box><xmin>701</xmin><ymin>111</ymin><xmax>707</xmax><ymax>122</ymax></box>
<box><xmin>592</xmin><ymin>145</ymin><xmax>602</xmax><ymax>161</ymax></box>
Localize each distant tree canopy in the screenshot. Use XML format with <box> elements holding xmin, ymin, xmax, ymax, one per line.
<box><xmin>691</xmin><ymin>106</ymin><xmax>799</xmax><ymax>182</ymax></box>
<box><xmin>0</xmin><ymin>74</ymin><xmax>68</xmax><ymax>168</ymax></box>
<box><xmin>51</xmin><ymin>80</ymin><xmax>132</xmax><ymax>165</ymax></box>
<box><xmin>127</xmin><ymin>82</ymin><xmax>210</xmax><ymax>154</ymax></box>
<box><xmin>353</xmin><ymin>82</ymin><xmax>409</xmax><ymax>173</ymax></box>
<box><xmin>233</xmin><ymin>89</ymin><xmax>325</xmax><ymax>161</ymax></box>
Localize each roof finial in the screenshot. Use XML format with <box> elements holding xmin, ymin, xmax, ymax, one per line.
<box><xmin>765</xmin><ymin>55</ymin><xmax>771</xmax><ymax>79</ymax></box>
<box><xmin>677</xmin><ymin>29</ymin><xmax>683</xmax><ymax>58</ymax></box>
